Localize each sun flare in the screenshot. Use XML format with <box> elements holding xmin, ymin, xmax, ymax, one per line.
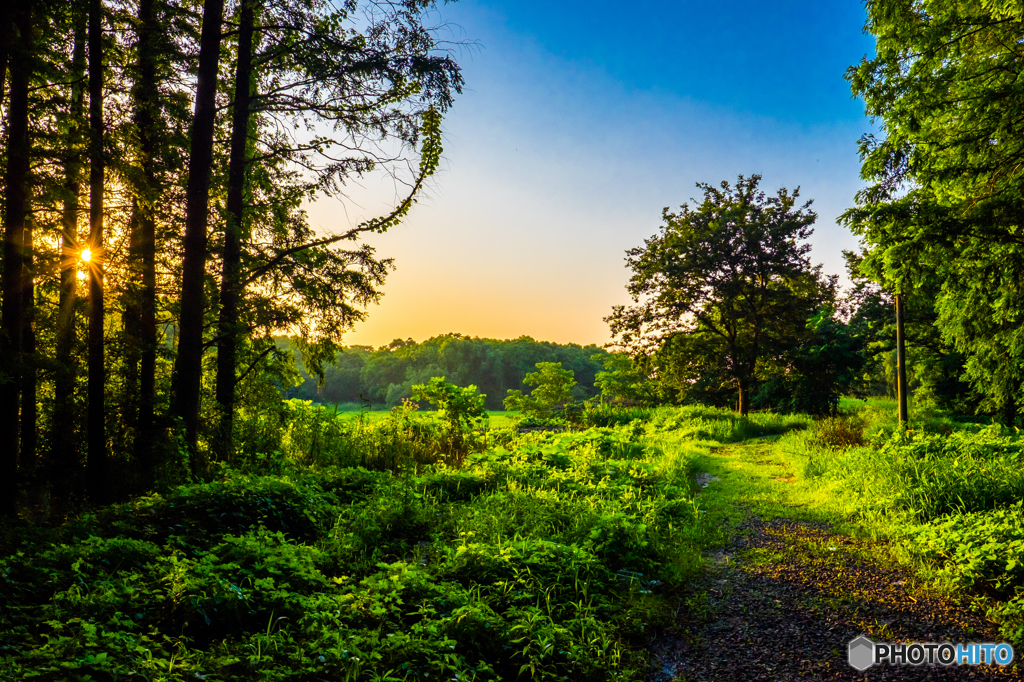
<box><xmin>81</xmin><ymin>248</ymin><xmax>91</xmax><ymax>262</ymax></box>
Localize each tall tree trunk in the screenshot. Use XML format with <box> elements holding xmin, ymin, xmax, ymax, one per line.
<box><xmin>0</xmin><ymin>0</ymin><xmax>12</xmax><ymax>108</ymax></box>
<box><xmin>20</xmin><ymin>216</ymin><xmax>37</xmax><ymax>475</ymax></box>
<box><xmin>1003</xmin><ymin>379</ymin><xmax>1019</xmax><ymax>429</ymax></box>
<box><xmin>53</xmin><ymin>9</ymin><xmax>87</xmax><ymax>502</ymax></box>
<box><xmin>87</xmin><ymin>0</ymin><xmax>107</xmax><ymax>503</ymax></box>
<box><xmin>172</xmin><ymin>0</ymin><xmax>225</xmax><ymax>467</ymax></box>
<box><xmin>215</xmin><ymin>0</ymin><xmax>255</xmax><ymax>462</ymax></box>
<box><xmin>737</xmin><ymin>377</ymin><xmax>749</xmax><ymax>417</ymax></box>
<box><xmin>126</xmin><ymin>0</ymin><xmax>160</xmax><ymax>487</ymax></box>
<box><xmin>1</xmin><ymin>0</ymin><xmax>32</xmax><ymax>517</ymax></box>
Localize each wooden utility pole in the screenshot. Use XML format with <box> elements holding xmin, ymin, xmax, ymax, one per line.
<box><xmin>895</xmin><ymin>293</ymin><xmax>909</xmax><ymax>425</ymax></box>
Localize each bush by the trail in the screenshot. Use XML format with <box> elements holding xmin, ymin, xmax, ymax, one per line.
<box><xmin>809</xmin><ymin>415</ymin><xmax>866</xmax><ymax>451</ymax></box>
<box><xmin>0</xmin><ymin>422</ymin><xmax>706</xmax><ymax>681</ymax></box>
<box><xmin>908</xmin><ymin>502</ymin><xmax>1024</xmax><ymax>597</ymax></box>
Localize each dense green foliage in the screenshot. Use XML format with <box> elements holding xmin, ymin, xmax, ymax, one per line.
<box><xmin>0</xmin><ymin>0</ymin><xmax>464</xmax><ymax>511</ymax></box>
<box><xmin>0</xmin><ymin>409</ymin><xmax>756</xmax><ymax>680</ymax></box>
<box><xmin>780</xmin><ymin>401</ymin><xmax>1024</xmax><ymax>644</ymax></box>
<box><xmin>844</xmin><ymin>0</ymin><xmax>1024</xmax><ymax>423</ymax></box>
<box><xmin>608</xmin><ymin>175</ymin><xmax>859</xmax><ymax>416</ymax></box>
<box><xmin>412</xmin><ymin>377</ymin><xmax>488</xmax><ymax>458</ymax></box>
<box><xmin>504</xmin><ymin>363</ymin><xmax>578</xmax><ymax>419</ymax></box>
<box><xmin>8</xmin><ymin>0</ymin><xmax>1024</xmax><ymax>674</ymax></box>
<box><xmin>284</xmin><ymin>334</ymin><xmax>606</xmax><ymax>411</ymax></box>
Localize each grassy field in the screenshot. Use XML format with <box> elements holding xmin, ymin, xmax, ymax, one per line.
<box><xmin>716</xmin><ymin>398</ymin><xmax>1024</xmax><ymax>646</ymax></box>
<box><xmin>300</xmin><ymin>401</ymin><xmax>520</xmax><ymax>429</ymax></box>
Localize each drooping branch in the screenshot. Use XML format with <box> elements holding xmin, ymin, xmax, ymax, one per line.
<box><xmin>243</xmin><ymin>107</ymin><xmax>441</xmax><ymax>287</ymax></box>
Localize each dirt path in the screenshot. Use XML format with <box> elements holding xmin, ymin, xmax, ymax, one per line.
<box><xmin>648</xmin><ymin>442</ymin><xmax>1024</xmax><ymax>681</ymax></box>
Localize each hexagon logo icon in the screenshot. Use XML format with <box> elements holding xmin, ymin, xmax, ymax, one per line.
<box><xmin>848</xmin><ymin>636</ymin><xmax>875</xmax><ymax>671</ymax></box>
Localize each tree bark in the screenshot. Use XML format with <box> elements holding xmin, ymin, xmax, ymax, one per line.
<box><xmin>1</xmin><ymin>0</ymin><xmax>32</xmax><ymax>517</ymax></box>
<box><xmin>87</xmin><ymin>0</ymin><xmax>107</xmax><ymax>503</ymax></box>
<box><xmin>0</xmin><ymin>0</ymin><xmax>12</xmax><ymax>108</ymax></box>
<box><xmin>172</xmin><ymin>0</ymin><xmax>225</xmax><ymax>468</ymax></box>
<box><xmin>215</xmin><ymin>0</ymin><xmax>255</xmax><ymax>462</ymax></box>
<box><xmin>126</xmin><ymin>0</ymin><xmax>159</xmax><ymax>487</ymax></box>
<box><xmin>1003</xmin><ymin>394</ymin><xmax>1016</xmax><ymax>430</ymax></box>
<box><xmin>53</xmin><ymin>9</ymin><xmax>87</xmax><ymax>502</ymax></box>
<box><xmin>737</xmin><ymin>377</ymin><xmax>749</xmax><ymax>417</ymax></box>
<box><xmin>20</xmin><ymin>216</ymin><xmax>37</xmax><ymax>475</ymax></box>
<box><xmin>1003</xmin><ymin>379</ymin><xmax>1018</xmax><ymax>429</ymax></box>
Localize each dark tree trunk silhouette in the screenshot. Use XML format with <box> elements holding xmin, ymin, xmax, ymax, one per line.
<box><xmin>1004</xmin><ymin>379</ymin><xmax>1018</xmax><ymax>429</ymax></box>
<box><xmin>215</xmin><ymin>0</ymin><xmax>255</xmax><ymax>461</ymax></box>
<box><xmin>1</xmin><ymin>0</ymin><xmax>32</xmax><ymax>517</ymax></box>
<box><xmin>20</xmin><ymin>217</ymin><xmax>37</xmax><ymax>474</ymax></box>
<box><xmin>126</xmin><ymin>0</ymin><xmax>160</xmax><ymax>486</ymax></box>
<box><xmin>53</xmin><ymin>9</ymin><xmax>87</xmax><ymax>501</ymax></box>
<box><xmin>172</xmin><ymin>0</ymin><xmax>225</xmax><ymax>467</ymax></box>
<box><xmin>0</xmin><ymin>0</ymin><xmax>12</xmax><ymax>107</ymax></box>
<box><xmin>87</xmin><ymin>0</ymin><xmax>107</xmax><ymax>503</ymax></box>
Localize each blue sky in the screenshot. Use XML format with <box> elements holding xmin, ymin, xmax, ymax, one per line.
<box><xmin>309</xmin><ymin>0</ymin><xmax>877</xmax><ymax>347</ymax></box>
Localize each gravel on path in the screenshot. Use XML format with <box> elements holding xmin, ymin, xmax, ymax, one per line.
<box><xmin>649</xmin><ymin>515</ymin><xmax>1023</xmax><ymax>681</ymax></box>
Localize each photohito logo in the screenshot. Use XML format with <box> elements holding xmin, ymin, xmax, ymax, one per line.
<box><xmin>848</xmin><ymin>636</ymin><xmax>1015</xmax><ymax>670</ymax></box>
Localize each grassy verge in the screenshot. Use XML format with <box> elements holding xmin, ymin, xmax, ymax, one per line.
<box><xmin>751</xmin><ymin>398</ymin><xmax>1024</xmax><ymax>645</ymax></box>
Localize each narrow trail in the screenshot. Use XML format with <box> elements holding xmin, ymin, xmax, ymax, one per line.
<box><xmin>649</xmin><ymin>441</ymin><xmax>1023</xmax><ymax>681</ymax></box>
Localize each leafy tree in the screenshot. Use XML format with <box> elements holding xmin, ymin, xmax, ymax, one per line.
<box><xmin>844</xmin><ymin>0</ymin><xmax>1024</xmax><ymax>424</ymax></box>
<box><xmin>0</xmin><ymin>0</ymin><xmax>466</xmax><ymax>516</ymax></box>
<box><xmin>411</xmin><ymin>376</ymin><xmax>486</xmax><ymax>455</ymax></box>
<box><xmin>843</xmin><ymin>250</ymin><xmax>979</xmax><ymax>412</ymax></box>
<box><xmin>210</xmin><ymin>0</ymin><xmax>463</xmax><ymax>461</ymax></box>
<box><xmin>170</xmin><ymin>0</ymin><xmax>227</xmax><ymax>466</ymax></box>
<box><xmin>607</xmin><ymin>174</ymin><xmax>829</xmax><ymax>415</ymax></box>
<box><xmin>593</xmin><ymin>352</ymin><xmax>662</xmax><ymax>406</ymax></box>
<box><xmin>504</xmin><ymin>362</ymin><xmax>576</xmax><ymax>419</ymax></box>
<box><xmin>1</xmin><ymin>0</ymin><xmax>33</xmax><ymax>515</ymax></box>
<box><xmin>753</xmin><ymin>308</ymin><xmax>863</xmax><ymax>415</ymax></box>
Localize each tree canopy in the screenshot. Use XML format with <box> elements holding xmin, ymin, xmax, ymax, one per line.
<box><xmin>0</xmin><ymin>0</ymin><xmax>463</xmax><ymax>514</ymax></box>
<box><xmin>844</xmin><ymin>0</ymin><xmax>1024</xmax><ymax>424</ymax></box>
<box><xmin>607</xmin><ymin>175</ymin><xmax>838</xmax><ymax>415</ymax></box>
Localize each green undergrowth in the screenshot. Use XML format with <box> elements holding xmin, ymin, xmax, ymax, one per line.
<box><xmin>767</xmin><ymin>401</ymin><xmax>1024</xmax><ymax>644</ymax></box>
<box><xmin>0</xmin><ymin>415</ymin><xmax>733</xmax><ymax>681</ymax></box>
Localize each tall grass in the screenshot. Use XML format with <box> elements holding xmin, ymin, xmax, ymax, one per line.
<box><xmin>236</xmin><ymin>399</ymin><xmax>494</xmax><ymax>472</ymax></box>
<box><xmin>646</xmin><ymin>404</ymin><xmax>809</xmax><ymax>443</ymax></box>
<box><xmin>775</xmin><ymin>401</ymin><xmax>1024</xmax><ymax>644</ymax></box>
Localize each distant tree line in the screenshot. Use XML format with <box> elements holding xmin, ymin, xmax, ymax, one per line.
<box><xmin>280</xmin><ymin>334</ymin><xmax>607</xmax><ymax>411</ymax></box>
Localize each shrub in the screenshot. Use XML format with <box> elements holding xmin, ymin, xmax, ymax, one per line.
<box><xmin>411</xmin><ymin>377</ymin><xmax>488</xmax><ymax>459</ymax></box>
<box><xmin>504</xmin><ymin>362</ymin><xmax>577</xmax><ymax>419</ymax></box>
<box><xmin>809</xmin><ymin>416</ymin><xmax>866</xmax><ymax>450</ymax></box>
<box><xmin>908</xmin><ymin>502</ymin><xmax>1024</xmax><ymax>597</ymax></box>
